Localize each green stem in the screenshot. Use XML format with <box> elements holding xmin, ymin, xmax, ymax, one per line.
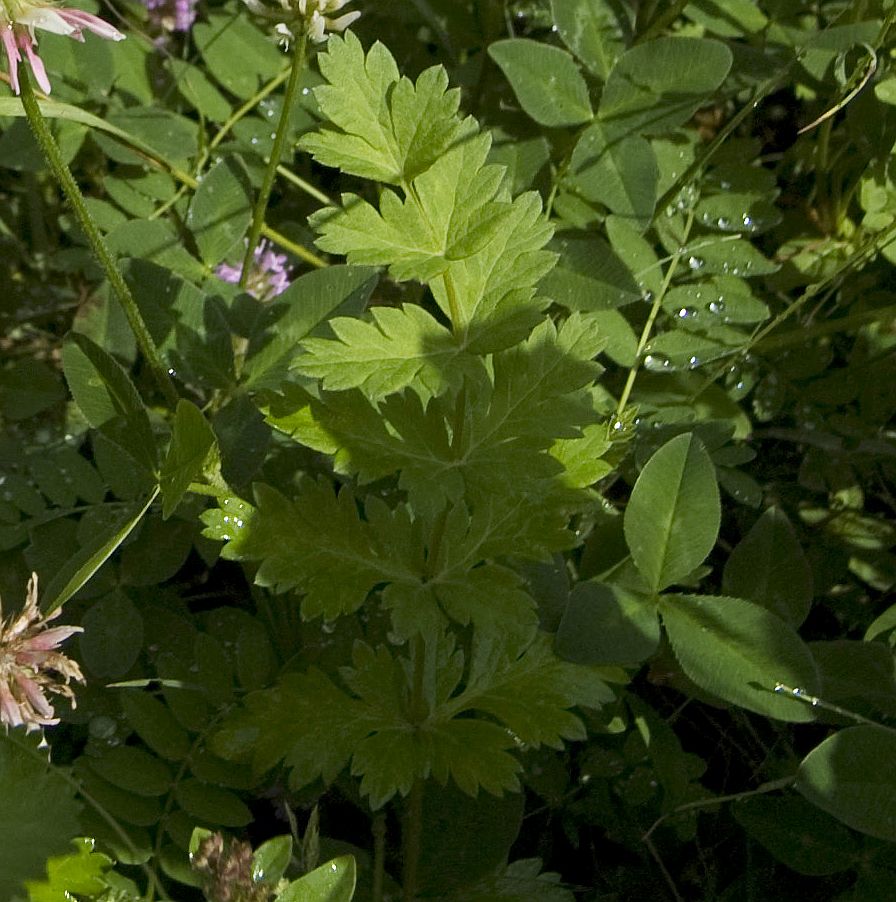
<box><xmin>241</xmin><ymin>31</ymin><xmax>309</xmax><ymax>287</ymax></box>
<box><xmin>19</xmin><ymin>70</ymin><xmax>178</xmax><ymax>408</ymax></box>
<box><xmin>643</xmin><ymin>776</ymin><xmax>795</xmax><ymax>843</ymax></box>
<box><xmin>372</xmin><ymin>815</ymin><xmax>387</xmax><ymax>902</ymax></box>
<box><xmin>615</xmin><ymin>211</ymin><xmax>693</xmax><ymax>416</ymax></box>
<box><xmin>402</xmin><ymin>630</ymin><xmax>429</xmax><ymax>901</ymax></box>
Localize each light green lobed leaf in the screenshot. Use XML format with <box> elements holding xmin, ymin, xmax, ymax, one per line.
<box><xmin>300</xmin><ymin>31</ymin><xmax>472</xmax><ymax>185</ymax></box>
<box><xmin>292</xmin><ymin>304</ymin><xmax>480</xmax><ymax>402</ymax></box>
<box><xmin>273</xmin><ymin>315</ymin><xmax>603</xmax><ymax>520</ymax></box>
<box><xmin>301</xmin><ymin>34</ymin><xmax>558</xmax><ymax>354</ymax></box>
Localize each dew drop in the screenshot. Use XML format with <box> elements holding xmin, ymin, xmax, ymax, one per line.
<box><xmin>742</xmin><ymin>213</ymin><xmax>754</xmax><ymax>228</ymax></box>
<box><xmin>643</xmin><ymin>354</ymin><xmax>672</xmax><ymax>372</ymax></box>
<box><xmin>677</xmin><ymin>306</ymin><xmax>697</xmax><ymax>320</ymax></box>
<box><xmin>708</xmin><ymin>300</ymin><xmax>725</xmax><ymax>314</ymax></box>
<box><xmin>322</xmin><ymin>620</ymin><xmax>336</xmax><ymax>634</ymax></box>
<box><xmin>688</xmin><ymin>256</ymin><xmax>705</xmax><ymax>270</ymax></box>
<box><xmin>688</xmin><ymin>355</ymin><xmax>700</xmax><ymax>369</ymax></box>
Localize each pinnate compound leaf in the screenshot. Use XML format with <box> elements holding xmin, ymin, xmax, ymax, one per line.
<box><xmin>551</xmin><ymin>0</ymin><xmax>628</xmax><ymax>80</ymax></box>
<box><xmin>300</xmin><ymin>32</ymin><xmax>470</xmax><ymax>185</ymax></box>
<box><xmin>302</xmin><ymin>40</ymin><xmax>558</xmax><ymax>355</ymax></box>
<box><xmin>489</xmin><ymin>40</ymin><xmax>593</xmax><ymax>127</ymax></box>
<box><xmin>211</xmin><ymin>668</ymin><xmax>377</xmax><ymax>783</ymax></box>
<box><xmin>624</xmin><ymin>433</ymin><xmax>720</xmax><ymax>593</ymax></box>
<box><xmin>0</xmin><ymin>735</ymin><xmax>82</xmax><ymax>897</ymax></box>
<box><xmin>723</xmin><ymin>507</ymin><xmax>813</xmax><ymax>626</ymax></box>
<box><xmin>796</xmin><ymin>726</ymin><xmax>896</xmax><ymax>841</ymax></box>
<box><xmin>659</xmin><ymin>594</ymin><xmax>820</xmax><ymax>722</ymax></box>
<box><xmin>421</xmin><ymin>719</ymin><xmax>522</xmax><ymax>798</ymax></box>
<box><xmin>214</xmin><ymin>634</ymin><xmax>610</xmax><ymax>807</ymax></box>
<box><xmin>293</xmin><ymin>304</ymin><xmax>473</xmax><ymax>402</ymax></box>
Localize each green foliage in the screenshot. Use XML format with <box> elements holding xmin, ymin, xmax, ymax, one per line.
<box><xmin>0</xmin><ymin>736</ymin><xmax>82</xmax><ymax>897</ymax></box>
<box><xmin>4</xmin><ymin>1</ymin><xmax>896</xmax><ymax>899</ymax></box>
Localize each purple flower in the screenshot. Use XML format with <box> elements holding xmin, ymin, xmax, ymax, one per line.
<box><xmin>216</xmin><ymin>240</ymin><xmax>291</xmax><ymax>301</ymax></box>
<box><xmin>1</xmin><ymin>0</ymin><xmax>125</xmax><ymax>95</ymax></box>
<box><xmin>0</xmin><ymin>574</ymin><xmax>85</xmax><ymax>734</ymax></box>
<box><xmin>141</xmin><ymin>0</ymin><xmax>198</xmax><ymax>34</ymax></box>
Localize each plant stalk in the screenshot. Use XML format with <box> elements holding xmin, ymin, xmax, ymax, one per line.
<box><xmin>241</xmin><ymin>30</ymin><xmax>309</xmax><ymax>286</ymax></box>
<box><xmin>19</xmin><ymin>70</ymin><xmax>178</xmax><ymax>407</ymax></box>
<box><xmin>402</xmin><ymin>634</ymin><xmax>428</xmax><ymax>902</ymax></box>
<box><xmin>615</xmin><ymin>211</ymin><xmax>693</xmax><ymax>416</ymax></box>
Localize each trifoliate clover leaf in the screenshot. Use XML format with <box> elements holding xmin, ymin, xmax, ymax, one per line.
<box><xmin>300</xmin><ymin>32</ymin><xmax>473</xmax><ymax>186</ymax></box>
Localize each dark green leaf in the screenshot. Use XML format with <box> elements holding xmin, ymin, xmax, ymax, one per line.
<box><xmin>87</xmin><ymin>746</ymin><xmax>172</xmax><ymax>797</ymax></box>
<box><xmin>187</xmin><ymin>156</ymin><xmax>253</xmax><ymax>267</ymax></box>
<box><xmin>599</xmin><ymin>37</ymin><xmax>732</xmax><ymax>136</ymax></box>
<box><xmin>659</xmin><ymin>594</ymin><xmax>820</xmax><ymax>722</ymax></box>
<box><xmin>551</xmin><ymin>0</ymin><xmax>628</xmax><ymax>80</ymax></box>
<box><xmin>159</xmin><ymin>401</ymin><xmax>216</xmax><ymax>519</ymax></box>
<box><xmin>624</xmin><ymin>433</ymin><xmax>720</xmax><ymax>593</ymax></box>
<box><xmin>722</xmin><ymin>507</ymin><xmax>813</xmax><ymax>625</ymax></box>
<box><xmin>0</xmin><ymin>735</ymin><xmax>82</xmax><ymax>897</ymax></box>
<box><xmin>489</xmin><ymin>39</ymin><xmax>593</xmax><ymax>127</ymax></box>
<box><xmin>79</xmin><ymin>591</ymin><xmax>144</xmax><ymax>679</ymax></box>
<box><xmin>174</xmin><ymin>779</ymin><xmax>252</xmax><ymax>827</ymax></box>
<box><xmin>556</xmin><ymin>581</ymin><xmax>659</xmax><ymax>665</ymax></box>
<box><xmin>796</xmin><ymin>726</ymin><xmax>896</xmax><ymax>841</ymax></box>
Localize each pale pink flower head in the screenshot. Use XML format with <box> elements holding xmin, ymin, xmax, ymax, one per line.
<box><xmin>1</xmin><ymin>0</ymin><xmax>125</xmax><ymax>95</ymax></box>
<box><xmin>216</xmin><ymin>239</ymin><xmax>291</xmax><ymax>301</ymax></box>
<box><xmin>0</xmin><ymin>573</ymin><xmax>85</xmax><ymax>734</ymax></box>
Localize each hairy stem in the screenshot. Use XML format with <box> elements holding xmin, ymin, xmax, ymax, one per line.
<box><xmin>19</xmin><ymin>71</ymin><xmax>178</xmax><ymax>407</ymax></box>
<box><xmin>241</xmin><ymin>31</ymin><xmax>309</xmax><ymax>286</ymax></box>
